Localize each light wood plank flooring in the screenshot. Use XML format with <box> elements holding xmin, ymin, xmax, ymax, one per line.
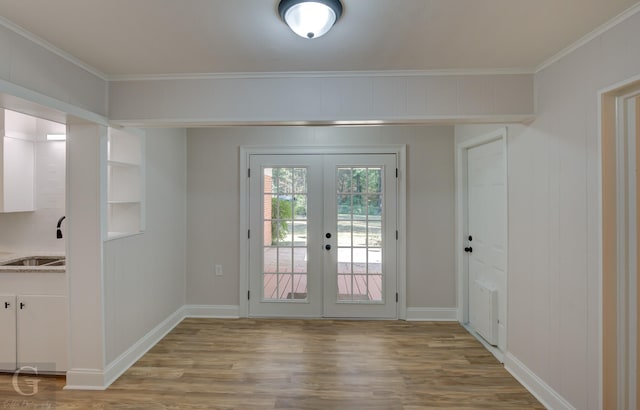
<box><xmin>0</xmin><ymin>319</ymin><xmax>544</xmax><ymax>409</ymax></box>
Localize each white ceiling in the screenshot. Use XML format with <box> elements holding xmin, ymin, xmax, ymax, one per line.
<box><xmin>0</xmin><ymin>0</ymin><xmax>638</xmax><ymax>77</ymax></box>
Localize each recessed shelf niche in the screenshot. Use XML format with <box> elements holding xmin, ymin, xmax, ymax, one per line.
<box><xmin>106</xmin><ymin>128</ymin><xmax>145</xmax><ymax>240</ymax></box>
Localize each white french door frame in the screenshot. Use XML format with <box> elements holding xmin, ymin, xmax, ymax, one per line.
<box><xmin>239</xmin><ymin>145</ymin><xmax>407</xmax><ymax>319</ymax></box>
<box><xmin>455</xmin><ymin>127</ymin><xmax>508</xmax><ymax>361</ymax></box>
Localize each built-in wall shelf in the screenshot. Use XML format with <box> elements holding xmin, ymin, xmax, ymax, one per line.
<box><xmin>106</xmin><ymin>128</ymin><xmax>145</xmax><ymax>240</ymax></box>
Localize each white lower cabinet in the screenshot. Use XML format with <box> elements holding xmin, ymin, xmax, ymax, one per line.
<box><xmin>0</xmin><ymin>294</ymin><xmax>67</xmax><ymax>373</ymax></box>
<box><xmin>0</xmin><ymin>295</ymin><xmax>16</xmax><ymax>371</ymax></box>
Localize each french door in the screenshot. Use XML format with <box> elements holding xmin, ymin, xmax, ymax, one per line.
<box><xmin>248</xmin><ymin>154</ymin><xmax>397</xmax><ymax>318</ymax></box>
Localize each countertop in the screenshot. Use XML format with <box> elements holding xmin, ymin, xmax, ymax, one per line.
<box><xmin>0</xmin><ymin>251</ymin><xmax>66</xmax><ymax>273</ymax></box>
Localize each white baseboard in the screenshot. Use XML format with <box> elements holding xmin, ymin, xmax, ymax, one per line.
<box><xmin>405</xmin><ymin>307</ymin><xmax>458</xmax><ymax>321</ymax></box>
<box><xmin>504</xmin><ymin>352</ymin><xmax>575</xmax><ymax>410</ymax></box>
<box><xmin>183</xmin><ymin>304</ymin><xmax>240</xmax><ymax>318</ymax></box>
<box><xmin>64</xmin><ymin>307</ymin><xmax>185</xmax><ymax>391</ymax></box>
<box><xmin>103</xmin><ymin>307</ymin><xmax>185</xmax><ymax>388</ymax></box>
<box><xmin>64</xmin><ymin>368</ymin><xmax>107</xmax><ymax>390</ymax></box>
<box><xmin>461</xmin><ymin>323</ymin><xmax>504</xmax><ymax>363</ymax></box>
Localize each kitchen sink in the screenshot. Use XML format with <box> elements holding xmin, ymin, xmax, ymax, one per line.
<box><xmin>1</xmin><ymin>256</ymin><xmax>66</xmax><ymax>267</ymax></box>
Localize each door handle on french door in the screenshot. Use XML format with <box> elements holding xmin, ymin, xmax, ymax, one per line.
<box><xmin>464</xmin><ymin>247</ymin><xmax>473</xmax><ymax>253</ymax></box>
<box><xmin>325</xmin><ymin>244</ymin><xmax>331</xmax><ymax>251</ymax></box>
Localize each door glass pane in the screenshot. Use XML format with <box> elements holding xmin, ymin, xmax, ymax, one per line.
<box><xmin>352</xmin><ymin>168</ymin><xmax>367</xmax><ymax>193</ymax></box>
<box><xmin>368</xmin><ymin>275</ymin><xmax>383</xmax><ymax>301</ymax></box>
<box><xmin>292</xmin><ymin>274</ymin><xmax>307</xmax><ymax>299</ymax></box>
<box><xmin>337</xmin><ymin>195</ymin><xmax>351</xmax><ymax>219</ymax></box>
<box><xmin>352</xmin><ymin>194</ymin><xmax>366</xmax><ymax>218</ymax></box>
<box><xmin>278</xmin><ymin>248</ymin><xmax>292</xmax><ymax>273</ymax></box>
<box><xmin>337</xmin><ymin>248</ymin><xmax>351</xmax><ymax>274</ymax></box>
<box><xmin>367</xmin><ymin>222</ymin><xmax>382</xmax><ymax>247</ymax></box>
<box><xmin>337</xmin><ymin>221</ymin><xmax>352</xmax><ymax>246</ymax></box>
<box><xmin>368</xmin><ymin>249</ymin><xmax>382</xmax><ymax>274</ymax></box>
<box><xmin>276</xmin><ymin>168</ymin><xmax>293</xmax><ymax>194</ymax></box>
<box><xmin>293</xmin><ymin>195</ymin><xmax>307</xmax><ymax>220</ymax></box>
<box><xmin>263</xmin><ymin>167</ymin><xmax>308</xmax><ymax>301</ymax></box>
<box><xmin>353</xmin><ymin>248</ymin><xmax>367</xmax><ymax>273</ymax></box>
<box><xmin>293</xmin><ymin>168</ymin><xmax>307</xmax><ymax>193</ymax></box>
<box><xmin>278</xmin><ymin>274</ymin><xmax>292</xmax><ymax>299</ymax></box>
<box><xmin>337</xmin><ymin>169</ymin><xmax>352</xmax><ymax>193</ymax></box>
<box><xmin>367</xmin><ymin>195</ymin><xmax>382</xmax><ymax>216</ymax></box>
<box><xmin>263</xmin><ymin>273</ymin><xmax>277</xmax><ymax>300</ymax></box>
<box><xmin>264</xmin><ymin>168</ymin><xmax>275</xmax><ymax>193</ymax></box>
<box><xmin>293</xmin><ymin>248</ymin><xmax>307</xmax><ymax>273</ymax></box>
<box><xmin>367</xmin><ymin>168</ymin><xmax>382</xmax><ymax>193</ymax></box>
<box><xmin>335</xmin><ymin>167</ymin><xmax>385</xmax><ymax>303</ymax></box>
<box><xmin>292</xmin><ymin>222</ymin><xmax>307</xmax><ymax>246</ymax></box>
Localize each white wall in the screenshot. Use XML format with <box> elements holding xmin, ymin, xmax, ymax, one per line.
<box><xmin>454</xmin><ymin>9</ymin><xmax>640</xmax><ymax>409</ymax></box>
<box><xmin>104</xmin><ymin>128</ymin><xmax>187</xmax><ymax>364</ymax></box>
<box><xmin>186</xmin><ymin>125</ymin><xmax>455</xmax><ymax>310</ymax></box>
<box><xmin>0</xmin><ymin>23</ymin><xmax>107</xmax><ymax>117</ymax></box>
<box><xmin>0</xmin><ymin>114</ymin><xmax>66</xmax><ymax>252</ymax></box>
<box><xmin>109</xmin><ymin>74</ymin><xmax>533</xmax><ymax>126</ymax></box>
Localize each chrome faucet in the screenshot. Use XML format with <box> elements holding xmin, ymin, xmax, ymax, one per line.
<box><xmin>56</xmin><ymin>216</ymin><xmax>66</xmax><ymax>239</ymax></box>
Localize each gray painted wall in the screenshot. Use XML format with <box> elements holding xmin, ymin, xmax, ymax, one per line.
<box><xmin>186</xmin><ymin>125</ymin><xmax>455</xmax><ymax>309</ymax></box>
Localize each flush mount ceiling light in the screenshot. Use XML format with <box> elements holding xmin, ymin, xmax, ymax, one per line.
<box><xmin>278</xmin><ymin>0</ymin><xmax>343</xmax><ymax>39</ymax></box>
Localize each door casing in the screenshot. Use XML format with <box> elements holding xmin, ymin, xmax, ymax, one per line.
<box><xmin>600</xmin><ymin>75</ymin><xmax>640</xmax><ymax>410</ymax></box>
<box><xmin>239</xmin><ymin>145</ymin><xmax>407</xmax><ymax>319</ymax></box>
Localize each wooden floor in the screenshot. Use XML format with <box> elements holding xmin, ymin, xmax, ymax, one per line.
<box><xmin>0</xmin><ymin>319</ymin><xmax>544</xmax><ymax>409</ymax></box>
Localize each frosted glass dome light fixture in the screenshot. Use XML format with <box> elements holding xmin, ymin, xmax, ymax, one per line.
<box><xmin>278</xmin><ymin>0</ymin><xmax>343</xmax><ymax>39</ymax></box>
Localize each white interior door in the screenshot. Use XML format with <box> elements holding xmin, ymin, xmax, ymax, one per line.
<box><xmin>248</xmin><ymin>154</ymin><xmax>397</xmax><ymax>318</ymax></box>
<box><xmin>466</xmin><ymin>139</ymin><xmax>507</xmax><ymax>350</ymax></box>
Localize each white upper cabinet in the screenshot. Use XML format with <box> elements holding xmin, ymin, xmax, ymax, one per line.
<box><xmin>107</xmin><ymin>128</ymin><xmax>145</xmax><ymax>239</ymax></box>
<box><xmin>1</xmin><ymin>110</ymin><xmax>36</xmax><ymax>213</ymax></box>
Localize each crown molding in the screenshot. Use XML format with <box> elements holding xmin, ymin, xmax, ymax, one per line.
<box><xmin>0</xmin><ymin>16</ymin><xmax>108</xmax><ymax>81</ymax></box>
<box><xmin>536</xmin><ymin>2</ymin><xmax>640</xmax><ymax>73</ymax></box>
<box><xmin>106</xmin><ymin>68</ymin><xmax>535</xmax><ymax>82</ymax></box>
<box><xmin>106</xmin><ymin>68</ymin><xmax>534</xmax><ymax>82</ymax></box>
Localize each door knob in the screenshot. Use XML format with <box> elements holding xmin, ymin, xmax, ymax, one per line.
<box><xmin>19</xmin><ymin>302</ymin><xmax>25</xmax><ymax>309</ymax></box>
<box><xmin>464</xmin><ymin>247</ymin><xmax>473</xmax><ymax>253</ymax></box>
<box><xmin>325</xmin><ymin>233</ymin><xmax>332</xmax><ymax>239</ymax></box>
<box><xmin>4</xmin><ymin>302</ymin><xmax>9</xmax><ymax>309</ymax></box>
<box><xmin>325</xmin><ymin>244</ymin><xmax>331</xmax><ymax>251</ymax></box>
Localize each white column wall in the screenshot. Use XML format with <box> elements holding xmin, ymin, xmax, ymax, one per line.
<box><xmin>65</xmin><ymin>123</ymin><xmax>107</xmax><ymax>388</ymax></box>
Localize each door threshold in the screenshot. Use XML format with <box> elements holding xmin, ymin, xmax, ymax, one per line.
<box><xmin>462</xmin><ymin>322</ymin><xmax>505</xmax><ymax>363</ymax></box>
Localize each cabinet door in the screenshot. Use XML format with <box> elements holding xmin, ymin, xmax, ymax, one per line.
<box><xmin>2</xmin><ymin>137</ymin><xmax>35</xmax><ymax>212</ymax></box>
<box><xmin>17</xmin><ymin>295</ymin><xmax>67</xmax><ymax>373</ymax></box>
<box><xmin>0</xmin><ymin>294</ymin><xmax>16</xmax><ymax>371</ymax></box>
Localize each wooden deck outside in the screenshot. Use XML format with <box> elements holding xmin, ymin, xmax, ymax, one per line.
<box><xmin>0</xmin><ymin>319</ymin><xmax>544</xmax><ymax>409</ymax></box>
<box><xmin>263</xmin><ymin>248</ymin><xmax>383</xmax><ymax>301</ymax></box>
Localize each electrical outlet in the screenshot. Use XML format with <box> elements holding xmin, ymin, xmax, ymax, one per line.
<box><xmin>215</xmin><ymin>264</ymin><xmax>223</xmax><ymax>276</ymax></box>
